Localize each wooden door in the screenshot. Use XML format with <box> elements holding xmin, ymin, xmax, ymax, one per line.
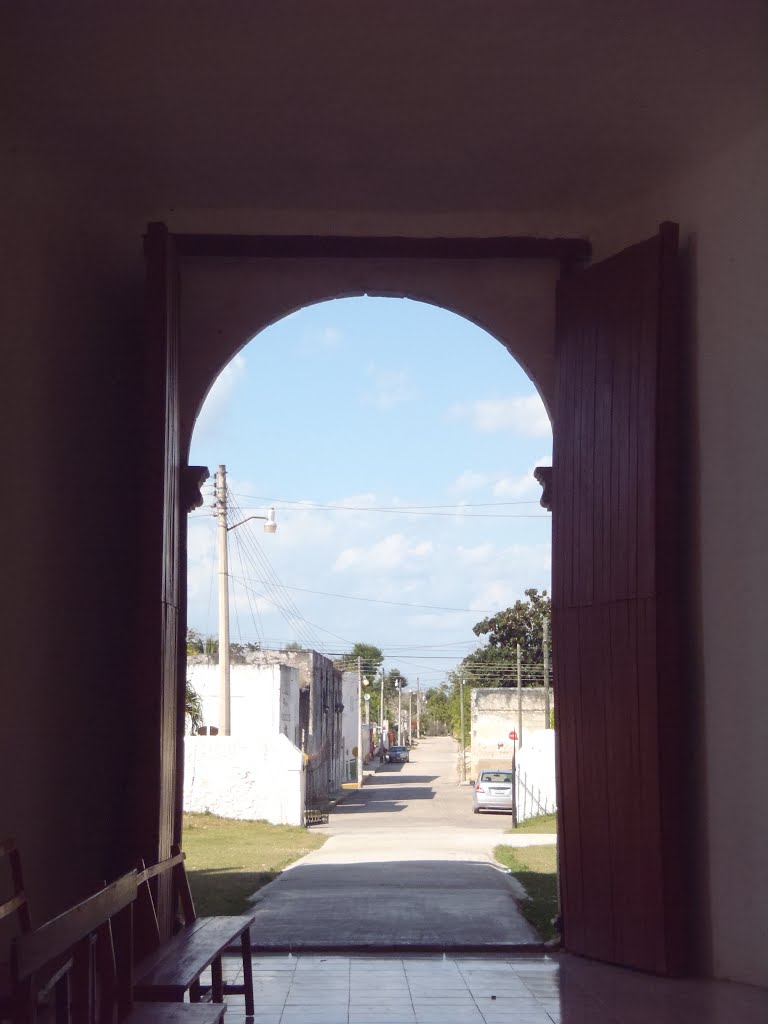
<box><xmin>553</xmin><ymin>223</ymin><xmax>688</xmax><ymax>974</ymax></box>
<box><xmin>139</xmin><ymin>223</ymin><xmax>182</xmax><ymax>935</ymax></box>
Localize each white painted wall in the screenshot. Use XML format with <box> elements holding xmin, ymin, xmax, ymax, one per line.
<box><xmin>341</xmin><ymin>671</ymin><xmax>361</xmax><ymax>769</ymax></box>
<box><xmin>470</xmin><ymin>687</ymin><xmax>552</xmax><ymax>780</ymax></box>
<box><xmin>184</xmin><ymin>732</ymin><xmax>305</xmax><ymax>826</ymax></box>
<box><xmin>184</xmin><ymin>663</ymin><xmax>304</xmax><ymax>825</ymax></box>
<box><xmin>187</xmin><ymin>662</ymin><xmax>300</xmax><ymax>747</ymax></box>
<box><xmin>515</xmin><ymin>731</ymin><xmax>557</xmax><ymax>822</ymax></box>
<box><xmin>592</xmin><ymin>119</ymin><xmax>768</xmax><ymax>987</ymax></box>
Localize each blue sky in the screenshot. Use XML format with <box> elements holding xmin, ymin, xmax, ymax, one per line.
<box><xmin>187</xmin><ymin>297</ymin><xmax>551</xmax><ymax>690</ymax></box>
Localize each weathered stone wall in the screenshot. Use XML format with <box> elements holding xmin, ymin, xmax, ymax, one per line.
<box><xmin>470</xmin><ymin>687</ymin><xmax>553</xmax><ymax>780</ymax></box>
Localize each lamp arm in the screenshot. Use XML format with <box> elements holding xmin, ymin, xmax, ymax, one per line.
<box><xmin>227</xmin><ymin>514</ymin><xmax>267</xmax><ymax>532</ymax></box>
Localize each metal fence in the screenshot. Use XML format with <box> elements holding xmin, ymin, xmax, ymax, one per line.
<box><xmin>516</xmin><ymin>768</ymin><xmax>556</xmax><ymax>821</ymax></box>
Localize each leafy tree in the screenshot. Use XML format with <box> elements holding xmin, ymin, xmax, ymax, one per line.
<box><xmin>185</xmin><ymin>679</ymin><xmax>204</xmax><ymax>734</ymax></box>
<box><xmin>459</xmin><ymin>589</ymin><xmax>552</xmax><ymax>688</ymax></box>
<box><xmin>186</xmin><ymin>628</ymin><xmax>204</xmax><ymax>655</ymax></box>
<box><xmin>336</xmin><ymin>643</ymin><xmax>384</xmax><ymax>677</ymax></box>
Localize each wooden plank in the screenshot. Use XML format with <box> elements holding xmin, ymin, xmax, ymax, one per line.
<box><xmin>137</xmin><ymin>852</ymin><xmax>186</xmax><ymax>886</ymax></box>
<box><xmin>13</xmin><ymin>873</ymin><xmax>137</xmax><ymax>980</ymax></box>
<box><xmin>143</xmin><ymin>223</ymin><xmax>183</xmax><ymax>938</ymax></box>
<box><xmin>135</xmin><ymin>916</ymin><xmax>253</xmax><ymax>992</ymax></box>
<box><xmin>173</xmin><ymin>232</ymin><xmax>591</xmax><ymax>264</ymax></box>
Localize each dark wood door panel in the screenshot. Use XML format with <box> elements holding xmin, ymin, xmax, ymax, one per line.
<box><xmin>554</xmin><ymin>224</ymin><xmax>688</xmax><ymax>974</ymax></box>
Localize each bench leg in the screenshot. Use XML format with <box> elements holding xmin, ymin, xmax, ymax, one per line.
<box><xmin>240</xmin><ymin>929</ymin><xmax>254</xmax><ymax>1016</ymax></box>
<box><xmin>190</xmin><ymin>978</ymin><xmax>202</xmax><ymax>1003</ymax></box>
<box><xmin>211</xmin><ymin>956</ymin><xmax>224</xmax><ymax>1003</ymax></box>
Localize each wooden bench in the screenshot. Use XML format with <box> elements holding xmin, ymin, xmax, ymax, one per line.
<box><xmin>10</xmin><ymin>870</ymin><xmax>224</xmax><ymax>1024</ymax></box>
<box><xmin>133</xmin><ymin>846</ymin><xmax>255</xmax><ymax>1016</ymax></box>
<box><xmin>0</xmin><ymin>838</ymin><xmax>35</xmax><ymax>1022</ymax></box>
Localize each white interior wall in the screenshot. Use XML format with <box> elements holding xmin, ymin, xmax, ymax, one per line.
<box><xmin>591</xmin><ymin>119</ymin><xmax>768</xmax><ymax>987</ymax></box>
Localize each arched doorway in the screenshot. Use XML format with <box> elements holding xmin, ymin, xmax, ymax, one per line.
<box><xmin>142</xmin><ymin>224</ymin><xmax>689</xmax><ymax>974</ymax></box>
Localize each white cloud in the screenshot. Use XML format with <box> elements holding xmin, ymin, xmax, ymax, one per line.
<box><xmin>194</xmin><ymin>354</ymin><xmax>247</xmax><ymax>441</ymax></box>
<box><xmin>451</xmin><ymin>470</ymin><xmax>490</xmax><ymax>494</ymax></box>
<box><xmin>334</xmin><ymin>533</ymin><xmax>434</xmax><ymax>572</ymax></box>
<box><xmin>363</xmin><ymin>365</ymin><xmax>415</xmax><ymax>409</ymax></box>
<box><xmin>493</xmin><ymin>457</ymin><xmax>552</xmax><ymax>500</ymax></box>
<box><xmin>456</xmin><ymin>544</ymin><xmax>495</xmax><ymax>565</ymax></box>
<box><xmin>449</xmin><ymin>394</ymin><xmax>551</xmax><ymax>437</ymax></box>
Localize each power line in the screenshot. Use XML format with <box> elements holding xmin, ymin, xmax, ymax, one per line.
<box><xmin>226</xmin><ymin>574</ymin><xmax>498</xmax><ymax>614</ymax></box>
<box><xmin>230</xmin><ymin>493</ymin><xmax>546</xmax><ymax>511</ymax></box>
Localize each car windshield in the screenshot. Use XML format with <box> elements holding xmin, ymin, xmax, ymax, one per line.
<box><xmin>480</xmin><ymin>772</ymin><xmax>513</xmax><ymax>783</ymax></box>
<box><xmin>391</xmin><ymin>747</ymin><xmax>406</xmax><ymax>753</ymax></box>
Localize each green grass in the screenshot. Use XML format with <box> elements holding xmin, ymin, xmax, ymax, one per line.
<box><xmin>494</xmin><ymin>844</ymin><xmax>559</xmax><ymax>943</ymax></box>
<box><xmin>505</xmin><ymin>813</ymin><xmax>558</xmax><ymax>834</ymax></box>
<box><xmin>182</xmin><ymin>812</ymin><xmax>326</xmax><ymax>915</ymax></box>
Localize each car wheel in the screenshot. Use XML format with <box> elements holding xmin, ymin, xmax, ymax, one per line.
<box><xmin>473</xmin><ymin>806</ymin><xmax>480</xmax><ymax>814</ymax></box>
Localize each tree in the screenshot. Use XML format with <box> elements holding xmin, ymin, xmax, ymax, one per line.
<box><xmin>185</xmin><ymin>679</ymin><xmax>204</xmax><ymax>734</ymax></box>
<box><xmin>458</xmin><ymin>589</ymin><xmax>552</xmax><ymax>689</ymax></box>
<box><xmin>336</xmin><ymin>642</ymin><xmax>384</xmax><ymax>677</ymax></box>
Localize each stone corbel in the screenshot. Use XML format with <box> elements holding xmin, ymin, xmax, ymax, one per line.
<box><xmin>533</xmin><ymin>466</ymin><xmax>552</xmax><ymax>511</ymax></box>
<box><xmin>183</xmin><ymin>465</ymin><xmax>210</xmax><ymax>513</ymax></box>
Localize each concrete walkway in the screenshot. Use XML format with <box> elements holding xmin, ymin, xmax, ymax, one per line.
<box><xmin>248</xmin><ymin>737</ymin><xmax>553</xmax><ymax>950</ymax></box>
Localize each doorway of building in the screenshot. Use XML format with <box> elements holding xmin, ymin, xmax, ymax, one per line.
<box><xmin>144</xmin><ymin>224</ymin><xmax>689</xmax><ymax>973</ymax></box>
<box><xmin>183</xmin><ymin>295</ymin><xmax>556</xmax><ymax>951</ymax></box>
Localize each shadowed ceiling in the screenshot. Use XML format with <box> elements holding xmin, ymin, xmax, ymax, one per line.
<box><xmin>4</xmin><ymin>1</ymin><xmax>766</xmax><ymax>215</ymax></box>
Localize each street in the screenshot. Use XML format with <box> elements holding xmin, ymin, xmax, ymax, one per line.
<box><xmin>248</xmin><ymin>736</ymin><xmax>554</xmax><ymax>950</ymax></box>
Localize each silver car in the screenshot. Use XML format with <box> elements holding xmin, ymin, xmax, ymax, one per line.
<box><xmin>472</xmin><ymin>769</ymin><xmax>513</xmax><ymax>814</ymax></box>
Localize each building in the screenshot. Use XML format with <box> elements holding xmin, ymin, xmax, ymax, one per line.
<box><xmin>2</xmin><ymin>3</ymin><xmax>766</xmax><ymax>987</ymax></box>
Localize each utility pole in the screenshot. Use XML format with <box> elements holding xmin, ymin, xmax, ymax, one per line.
<box><xmin>416</xmin><ymin>676</ymin><xmax>421</xmax><ymax>738</ymax></box>
<box><xmin>357</xmin><ymin>656</ymin><xmax>363</xmax><ymax>788</ymax></box>
<box><xmin>516</xmin><ymin>642</ymin><xmax>523</xmax><ymax>748</ymax></box>
<box><xmin>216</xmin><ymin>464</ymin><xmax>231</xmax><ymax>736</ymax></box>
<box><xmin>379</xmin><ymin>668</ymin><xmax>385</xmax><ymax>732</ymax></box>
<box><xmin>397</xmin><ymin>681</ymin><xmax>402</xmax><ymax>744</ymax></box>
<box><xmin>459</xmin><ymin>678</ymin><xmax>466</xmax><ymax>781</ymax></box>
<box><xmin>408</xmin><ymin>691</ymin><xmax>412</xmax><ymax>745</ymax></box>
<box><xmin>543</xmin><ymin>616</ymin><xmax>551</xmax><ymax>728</ymax></box>
<box><xmin>215</xmin><ymin>464</ymin><xmax>277</xmax><ymax>739</ymax></box>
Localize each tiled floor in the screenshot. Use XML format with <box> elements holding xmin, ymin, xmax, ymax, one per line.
<box><xmin>216</xmin><ymin>952</ymin><xmax>768</xmax><ymax>1023</ymax></box>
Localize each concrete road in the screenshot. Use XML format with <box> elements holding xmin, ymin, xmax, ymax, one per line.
<box><xmin>248</xmin><ymin>737</ymin><xmax>554</xmax><ymax>951</ymax></box>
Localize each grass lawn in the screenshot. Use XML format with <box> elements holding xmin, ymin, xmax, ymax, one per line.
<box><xmin>182</xmin><ymin>813</ymin><xmax>326</xmax><ymax>916</ymax></box>
<box><xmin>494</xmin><ymin>844</ymin><xmax>559</xmax><ymax>943</ymax></box>
<box><xmin>505</xmin><ymin>813</ymin><xmax>558</xmax><ymax>834</ymax></box>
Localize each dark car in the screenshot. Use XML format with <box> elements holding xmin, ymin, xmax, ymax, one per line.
<box><xmin>387</xmin><ymin>745</ymin><xmax>410</xmax><ymax>763</ymax></box>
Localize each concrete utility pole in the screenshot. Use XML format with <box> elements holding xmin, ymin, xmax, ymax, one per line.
<box><xmin>517</xmin><ymin>642</ymin><xmax>523</xmax><ymax>747</ymax></box>
<box><xmin>215</xmin><ymin>464</ymin><xmax>277</xmax><ymax>739</ymax></box>
<box><xmin>216</xmin><ymin>464</ymin><xmax>231</xmax><ymax>736</ymax></box>
<box><xmin>460</xmin><ymin>678</ymin><xmax>466</xmax><ymax>781</ymax></box>
<box><xmin>408</xmin><ymin>691</ymin><xmax>412</xmax><ymax>744</ymax></box>
<box><xmin>379</xmin><ymin>668</ymin><xmax>385</xmax><ymax>732</ymax></box>
<box><xmin>543</xmin><ymin>616</ymin><xmax>551</xmax><ymax>728</ymax></box>
<box><xmin>357</xmin><ymin>656</ymin><xmax>363</xmax><ymax>788</ymax></box>
<box><xmin>419</xmin><ymin>678</ymin><xmax>424</xmax><ymax>738</ymax></box>
<box><xmin>397</xmin><ymin>681</ymin><xmax>402</xmax><ymax>743</ymax></box>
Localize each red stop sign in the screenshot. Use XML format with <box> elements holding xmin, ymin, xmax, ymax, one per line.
<box><xmin>508</xmin><ymin>730</ymin><xmax>518</xmax><ymax>741</ymax></box>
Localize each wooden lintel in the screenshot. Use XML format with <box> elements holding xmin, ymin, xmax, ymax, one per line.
<box><xmin>172</xmin><ymin>232</ymin><xmax>591</xmax><ymax>265</ymax></box>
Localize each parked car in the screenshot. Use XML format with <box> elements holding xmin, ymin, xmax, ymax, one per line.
<box><xmin>472</xmin><ymin>769</ymin><xmax>513</xmax><ymax>813</ymax></box>
<box><xmin>387</xmin><ymin>745</ymin><xmax>410</xmax><ymax>763</ymax></box>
